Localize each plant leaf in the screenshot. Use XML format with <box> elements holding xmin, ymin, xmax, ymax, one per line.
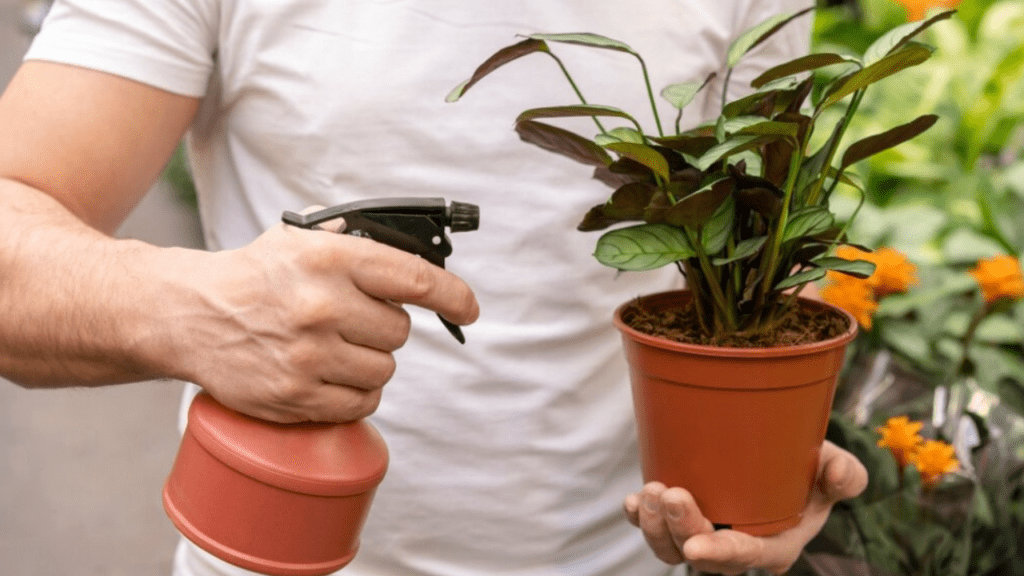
<box><xmin>819</xmin><ymin>43</ymin><xmax>934</xmax><ymax>110</ymax></box>
<box><xmin>515</xmin><ymin>120</ymin><xmax>612</xmax><ymax>167</ymax></box>
<box><xmin>605</xmin><ymin>142</ymin><xmax>671</xmax><ymax>183</ymax></box>
<box><xmin>726</xmin><ymin>7</ymin><xmax>815</xmax><ymax>69</ymax></box>
<box><xmin>661</xmin><ymin>73</ymin><xmax>716</xmax><ymax>110</ymax></box>
<box><xmin>700</xmin><ymin>194</ymin><xmax>735</xmax><ymax>254</ymax></box>
<box><xmin>516</xmin><ymin>104</ymin><xmax>642</xmax><ymax>130</ymax></box>
<box><xmin>695</xmin><ymin>134</ymin><xmax>779</xmax><ymax>171</ymax></box>
<box><xmin>713</xmin><ymin>235</ymin><xmax>768</xmax><ymax>265</ymax></box>
<box><xmin>774</xmin><ymin>267</ymin><xmax>827</xmax><ymax>290</ymax></box>
<box><xmin>665</xmin><ymin>177</ymin><xmax>733</xmax><ymax>228</ymax></box>
<box><xmin>603</xmin><ymin>182</ymin><xmax>658</xmax><ymax>219</ymax></box>
<box><xmin>593</xmin><ymin>224</ymin><xmax>695</xmax><ymax>271</ymax></box>
<box><xmin>446</xmin><ymin>38</ymin><xmax>548</xmax><ymax>102</ymax></box>
<box><xmin>839</xmin><ymin>114</ymin><xmax>939</xmax><ymax>171</ymax></box>
<box><xmin>527</xmin><ymin>32</ymin><xmax>638</xmax><ymax>56</ymax></box>
<box><xmin>751</xmin><ymin>53</ymin><xmax>854</xmax><ymax>89</ymax></box>
<box><xmin>783</xmin><ymin>207</ymin><xmax>835</xmax><ymax>243</ymax></box>
<box><xmin>812</xmin><ymin>256</ymin><xmax>876</xmax><ymax>278</ymax></box>
<box><xmin>862</xmin><ymin>9</ymin><xmax>957</xmax><ymax>66</ymax></box>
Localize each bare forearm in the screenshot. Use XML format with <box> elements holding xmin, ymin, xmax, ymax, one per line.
<box><xmin>0</xmin><ymin>179</ymin><xmax>194</xmax><ymax>387</ymax></box>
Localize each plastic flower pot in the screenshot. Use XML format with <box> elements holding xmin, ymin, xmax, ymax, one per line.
<box><xmin>163</xmin><ymin>392</ymin><xmax>388</xmax><ymax>576</ymax></box>
<box><xmin>614</xmin><ymin>290</ymin><xmax>857</xmax><ymax>536</ymax></box>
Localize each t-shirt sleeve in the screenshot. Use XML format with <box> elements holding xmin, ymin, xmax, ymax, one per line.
<box><xmin>23</xmin><ymin>0</ymin><xmax>218</xmax><ymax>97</ymax></box>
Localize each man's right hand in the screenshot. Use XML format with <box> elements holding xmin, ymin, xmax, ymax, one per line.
<box><xmin>160</xmin><ymin>222</ymin><xmax>479</xmax><ymax>424</ymax></box>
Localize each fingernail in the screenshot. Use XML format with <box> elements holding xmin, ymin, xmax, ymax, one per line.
<box><xmin>643</xmin><ymin>494</ymin><xmax>659</xmax><ymax>513</ymax></box>
<box><xmin>664</xmin><ymin>498</ymin><xmax>682</xmax><ymax>520</ymax></box>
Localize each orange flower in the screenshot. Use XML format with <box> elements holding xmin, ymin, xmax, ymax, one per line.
<box><xmin>969</xmin><ymin>255</ymin><xmax>1024</xmax><ymax>304</ymax></box>
<box><xmin>910</xmin><ymin>439</ymin><xmax>959</xmax><ymax>488</ymax></box>
<box><xmin>821</xmin><ymin>273</ymin><xmax>878</xmax><ymax>329</ymax></box>
<box><xmin>890</xmin><ymin>0</ymin><xmax>960</xmax><ymax>21</ymax></box>
<box><xmin>834</xmin><ymin>245</ymin><xmax>917</xmax><ymax>297</ymax></box>
<box><xmin>876</xmin><ymin>416</ymin><xmax>924</xmax><ymax>469</ymax></box>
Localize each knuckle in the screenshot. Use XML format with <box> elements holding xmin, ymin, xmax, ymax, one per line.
<box><xmin>398</xmin><ymin>257</ymin><xmax>437</xmax><ymax>300</ymax></box>
<box><xmin>268</xmin><ymin>377</ymin><xmax>311</xmax><ymax>407</ymax></box>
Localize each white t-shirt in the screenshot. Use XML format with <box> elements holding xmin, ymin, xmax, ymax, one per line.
<box><xmin>27</xmin><ymin>2</ymin><xmax>810</xmax><ymax>575</ymax></box>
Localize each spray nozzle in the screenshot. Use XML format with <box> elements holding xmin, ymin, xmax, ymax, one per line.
<box><xmin>282</xmin><ymin>198</ymin><xmax>479</xmax><ymax>343</ymax></box>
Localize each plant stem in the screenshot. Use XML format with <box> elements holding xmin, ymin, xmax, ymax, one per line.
<box><xmin>720</xmin><ymin>67</ymin><xmax>734</xmax><ymax>113</ymax></box>
<box><xmin>635</xmin><ymin>57</ymin><xmax>665</xmax><ymax>137</ymax></box>
<box><xmin>545</xmin><ymin>52</ymin><xmax>606</xmax><ymax>134</ymax></box>
<box><xmin>756</xmin><ymin>141</ymin><xmax>804</xmax><ymax>312</ymax></box>
<box><xmin>681</xmin><ymin>260</ymin><xmax>710</xmax><ymax>335</ymax></box>
<box><xmin>687</xmin><ymin>228</ymin><xmax>736</xmax><ymax>333</ymax></box>
<box><xmin>809</xmin><ymin>89</ymin><xmax>865</xmax><ymax>206</ymax></box>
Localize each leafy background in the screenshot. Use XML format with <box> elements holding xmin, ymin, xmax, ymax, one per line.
<box><xmin>784</xmin><ymin>1</ymin><xmax>1024</xmax><ymax>575</ymax></box>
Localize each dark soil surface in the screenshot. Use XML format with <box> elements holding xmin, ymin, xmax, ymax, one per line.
<box><xmin>622</xmin><ymin>299</ymin><xmax>850</xmax><ymax>348</ymax></box>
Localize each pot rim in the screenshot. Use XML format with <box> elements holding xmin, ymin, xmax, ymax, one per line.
<box><xmin>613</xmin><ymin>290</ymin><xmax>858</xmax><ymax>358</ymax></box>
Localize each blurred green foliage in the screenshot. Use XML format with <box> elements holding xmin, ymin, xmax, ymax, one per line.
<box><xmin>792</xmin><ymin>2</ymin><xmax>1024</xmax><ymax>574</ymax></box>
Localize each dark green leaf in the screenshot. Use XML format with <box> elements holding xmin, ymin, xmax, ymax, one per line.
<box><xmin>736</xmin><ymin>187</ymin><xmax>783</xmax><ymax>218</ymax></box>
<box><xmin>649</xmin><ymin>134</ymin><xmax>718</xmax><ymax>157</ymax></box>
<box><xmin>603</xmin><ymin>182</ymin><xmax>657</xmax><ymax>219</ymax></box>
<box><xmin>605</xmin><ymin>142</ymin><xmax>671</xmax><ymax>183</ymax></box>
<box><xmin>726</xmin><ymin>7</ymin><xmax>815</xmax><ymax>68</ymax></box>
<box><xmin>515</xmin><ymin>120</ymin><xmax>612</xmax><ymax>167</ymax></box>
<box><xmin>840</xmin><ymin>114</ymin><xmax>939</xmax><ymax>171</ymax></box>
<box><xmin>665</xmin><ymin>177</ymin><xmax>733</xmax><ymax>228</ymax></box>
<box><xmin>812</xmin><ymin>256</ymin><xmax>876</xmax><ymax>278</ymax></box>
<box><xmin>446</xmin><ymin>38</ymin><xmax>548</xmax><ymax>102</ymax></box>
<box><xmin>820</xmin><ymin>43</ymin><xmax>934</xmax><ymax>110</ymax></box>
<box><xmin>862</xmin><ymin>9</ymin><xmax>957</xmax><ymax>66</ymax></box>
<box><xmin>593</xmin><ymin>224</ymin><xmax>695</xmax><ymax>271</ymax></box>
<box><xmin>774</xmin><ymin>267</ymin><xmax>827</xmax><ymax>290</ymax></box>
<box><xmin>713</xmin><ymin>235</ymin><xmax>767</xmax><ymax>265</ymax></box>
<box><xmin>578</xmin><ymin>205</ymin><xmax>618</xmax><ymax>231</ymax></box>
<box><xmin>516</xmin><ymin>104</ymin><xmax>642</xmax><ymax>129</ymax></box>
<box><xmin>750</xmin><ymin>53</ymin><xmax>853</xmax><ymax>89</ymax></box>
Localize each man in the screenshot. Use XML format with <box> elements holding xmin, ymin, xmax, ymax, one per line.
<box><xmin>0</xmin><ymin>1</ymin><xmax>866</xmax><ymax>575</ymax></box>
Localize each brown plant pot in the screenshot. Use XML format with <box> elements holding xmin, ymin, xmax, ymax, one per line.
<box><xmin>163</xmin><ymin>392</ymin><xmax>388</xmax><ymax>576</ymax></box>
<box><xmin>613</xmin><ymin>290</ymin><xmax>857</xmax><ymax>536</ymax></box>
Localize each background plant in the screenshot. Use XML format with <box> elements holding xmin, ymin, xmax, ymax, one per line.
<box><xmin>787</xmin><ymin>2</ymin><xmax>1024</xmax><ymax>574</ymax></box>
<box><xmin>448</xmin><ymin>9</ymin><xmax>953</xmax><ymax>343</ymax></box>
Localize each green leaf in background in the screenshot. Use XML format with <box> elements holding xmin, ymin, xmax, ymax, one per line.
<box><xmin>861</xmin><ymin>9</ymin><xmax>957</xmax><ymax>66</ymax></box>
<box><xmin>446</xmin><ymin>38</ymin><xmax>548</xmax><ymax>102</ymax></box>
<box><xmin>962</xmin><ymin>42</ymin><xmax>1024</xmax><ymax>167</ymax></box>
<box><xmin>751</xmin><ymin>52</ymin><xmax>853</xmax><ymax>89</ymax></box>
<box><xmin>819</xmin><ymin>42</ymin><xmax>934</xmax><ymax>110</ymax></box>
<box><xmin>726</xmin><ymin>7</ymin><xmax>815</xmax><ymax>68</ymax></box>
<box><xmin>593</xmin><ymin>224</ymin><xmax>695</xmax><ymax>271</ymax></box>
<box><xmin>604</xmin><ymin>142</ymin><xmax>671</xmax><ymax>183</ymax></box>
<box><xmin>515</xmin><ymin>120</ymin><xmax>612</xmax><ymax>167</ymax></box>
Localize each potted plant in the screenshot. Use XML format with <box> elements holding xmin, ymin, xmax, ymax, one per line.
<box><xmin>447</xmin><ymin>8</ymin><xmax>954</xmax><ymax>535</ymax></box>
